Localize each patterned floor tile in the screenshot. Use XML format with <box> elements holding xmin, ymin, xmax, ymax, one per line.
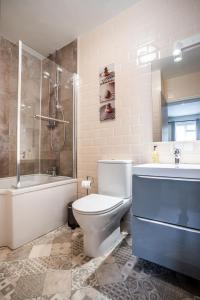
<box><xmin>72</xmin><ymin>235</ymin><xmax>83</xmax><ymax>256</ymax></box>
<box><xmin>25</xmin><ymin>293</ymin><xmax>70</xmax><ymax>300</ymax></box>
<box><xmin>125</xmin><ymin>235</ymin><xmax>132</xmax><ymax>247</ymax></box>
<box><xmin>0</xmin><ymin>275</ymin><xmax>20</xmax><ymax>300</ymax></box>
<box><xmin>97</xmin><ymin>281</ymin><xmax>132</xmax><ymax>300</ymax></box>
<box><xmin>112</xmin><ymin>239</ymin><xmax>132</xmax><ymax>266</ymax></box>
<box><xmin>0</xmin><ymin>226</ymin><xmax>199</xmax><ymax>300</ymax></box>
<box><xmin>0</xmin><ymin>248</ymin><xmax>12</xmax><ymax>263</ymax></box>
<box><xmin>71</xmin><ymin>230</ymin><xmax>82</xmax><ymax>243</ymax></box>
<box><xmin>120</xmin><ymin>258</ymin><xmax>136</xmax><ymax>281</ymax></box>
<box><xmin>29</xmin><ymin>244</ymin><xmax>52</xmax><ymax>259</ymax></box>
<box><xmin>0</xmin><ymin>260</ymin><xmax>24</xmax><ymax>279</ymax></box>
<box><xmin>53</xmin><ymin>232</ymin><xmax>72</xmax><ymax>245</ymax></box>
<box><xmin>42</xmin><ymin>270</ymin><xmax>71</xmax><ymax>297</ymax></box>
<box><xmin>20</xmin><ymin>257</ymin><xmax>49</xmax><ymax>276</ymax></box>
<box><xmin>48</xmin><ymin>255</ymin><xmax>71</xmax><ymax>271</ymax></box>
<box><xmin>50</xmin><ymin>243</ymin><xmax>71</xmax><ymax>257</ymax></box>
<box><xmin>102</xmin><ymin>253</ymin><xmax>116</xmax><ymax>265</ymax></box>
<box><xmin>150</xmin><ymin>277</ymin><xmax>195</xmax><ymax>300</ymax></box>
<box><xmin>126</xmin><ymin>272</ymin><xmax>162</xmax><ymax>300</ymax></box>
<box><xmin>6</xmin><ymin>245</ymin><xmax>32</xmax><ymax>262</ymax></box>
<box><xmin>96</xmin><ymin>263</ymin><xmax>123</xmax><ymax>285</ymax></box>
<box><xmin>11</xmin><ymin>273</ymin><xmax>46</xmax><ymax>300</ymax></box>
<box><xmin>71</xmin><ymin>287</ymin><xmax>109</xmax><ymax>300</ymax></box>
<box><xmin>72</xmin><ymin>265</ymin><xmax>98</xmax><ymax>291</ymax></box>
<box><xmin>0</xmin><ymin>291</ymin><xmax>5</xmax><ymax>299</ymax></box>
<box><xmin>71</xmin><ymin>253</ymin><xmax>91</xmax><ymax>268</ymax></box>
<box><xmin>31</xmin><ymin>234</ymin><xmax>54</xmax><ymax>246</ymax></box>
<box><xmin>52</xmin><ymin>226</ymin><xmax>71</xmax><ymax>238</ymax></box>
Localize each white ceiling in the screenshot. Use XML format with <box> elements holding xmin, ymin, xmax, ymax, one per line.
<box><xmin>0</xmin><ymin>0</ymin><xmax>139</xmax><ymax>56</ymax></box>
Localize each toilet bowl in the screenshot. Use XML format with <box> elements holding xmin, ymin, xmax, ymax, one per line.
<box><xmin>72</xmin><ymin>160</ymin><xmax>132</xmax><ymax>257</ymax></box>
<box><xmin>73</xmin><ymin>194</ymin><xmax>131</xmax><ymax>257</ymax></box>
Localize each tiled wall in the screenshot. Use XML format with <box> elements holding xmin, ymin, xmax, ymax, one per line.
<box><xmin>0</xmin><ymin>37</ymin><xmax>43</xmax><ymax>177</ymax></box>
<box><xmin>0</xmin><ymin>37</ymin><xmax>77</xmax><ymax>178</ymax></box>
<box><xmin>77</xmin><ymin>0</ymin><xmax>200</xmax><ymax>196</ymax></box>
<box><xmin>0</xmin><ymin>37</ymin><xmax>18</xmax><ymax>177</ymax></box>
<box><xmin>49</xmin><ymin>40</ymin><xmax>77</xmax><ymax>74</ymax></box>
<box><xmin>20</xmin><ymin>48</ymin><xmax>41</xmax><ymax>175</ymax></box>
<box><xmin>41</xmin><ymin>40</ymin><xmax>77</xmax><ymax>177</ymax></box>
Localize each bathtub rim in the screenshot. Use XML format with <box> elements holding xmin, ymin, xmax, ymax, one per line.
<box><xmin>0</xmin><ymin>174</ymin><xmax>77</xmax><ymax>195</ymax></box>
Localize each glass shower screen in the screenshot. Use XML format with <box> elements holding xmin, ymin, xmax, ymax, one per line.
<box><xmin>16</xmin><ymin>41</ymin><xmax>76</xmax><ymax>188</ymax></box>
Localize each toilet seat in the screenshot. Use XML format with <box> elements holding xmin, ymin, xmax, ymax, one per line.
<box><xmin>72</xmin><ymin>194</ymin><xmax>123</xmax><ymax>215</ymax></box>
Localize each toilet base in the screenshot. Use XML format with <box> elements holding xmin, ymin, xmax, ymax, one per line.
<box><xmin>84</xmin><ymin>226</ymin><xmax>121</xmax><ymax>257</ymax></box>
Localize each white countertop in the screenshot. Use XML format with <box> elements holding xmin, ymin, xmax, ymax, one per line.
<box><xmin>132</xmin><ymin>163</ymin><xmax>200</xmax><ymax>179</ymax></box>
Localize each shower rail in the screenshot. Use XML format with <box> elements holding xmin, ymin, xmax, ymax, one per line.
<box><xmin>34</xmin><ymin>114</ymin><xmax>70</xmax><ymax>124</ymax></box>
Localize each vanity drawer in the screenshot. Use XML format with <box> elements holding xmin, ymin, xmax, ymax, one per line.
<box><xmin>133</xmin><ymin>216</ymin><xmax>200</xmax><ymax>280</ymax></box>
<box><xmin>133</xmin><ymin>175</ymin><xmax>200</xmax><ymax>230</ymax></box>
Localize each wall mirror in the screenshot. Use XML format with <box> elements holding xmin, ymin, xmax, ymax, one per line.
<box><xmin>151</xmin><ymin>44</ymin><xmax>200</xmax><ymax>142</ymax></box>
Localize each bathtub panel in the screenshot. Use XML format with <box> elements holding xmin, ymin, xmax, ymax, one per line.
<box><xmin>0</xmin><ymin>179</ymin><xmax>78</xmax><ymax>249</ymax></box>
<box><xmin>0</xmin><ymin>176</ymin><xmax>78</xmax><ymax>249</ymax></box>
<box><xmin>0</xmin><ymin>194</ymin><xmax>8</xmax><ymax>246</ymax></box>
<box><xmin>10</xmin><ymin>182</ymin><xmax>77</xmax><ymax>249</ymax></box>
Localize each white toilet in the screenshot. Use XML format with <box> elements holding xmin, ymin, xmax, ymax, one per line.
<box><xmin>72</xmin><ymin>160</ymin><xmax>132</xmax><ymax>257</ymax></box>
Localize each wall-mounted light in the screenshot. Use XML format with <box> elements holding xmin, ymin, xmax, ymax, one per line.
<box><xmin>173</xmin><ymin>49</ymin><xmax>182</xmax><ymax>62</ymax></box>
<box><xmin>172</xmin><ymin>41</ymin><xmax>183</xmax><ymax>62</ymax></box>
<box><xmin>173</xmin><ymin>34</ymin><xmax>200</xmax><ymax>63</ymax></box>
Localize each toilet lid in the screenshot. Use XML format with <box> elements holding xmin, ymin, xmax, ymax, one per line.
<box><xmin>72</xmin><ymin>194</ymin><xmax>123</xmax><ymax>215</ymax></box>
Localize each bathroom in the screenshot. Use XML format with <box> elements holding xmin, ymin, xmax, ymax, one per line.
<box><xmin>0</xmin><ymin>0</ymin><xmax>200</xmax><ymax>299</ymax></box>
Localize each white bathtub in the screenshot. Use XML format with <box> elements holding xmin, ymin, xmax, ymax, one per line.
<box><xmin>0</xmin><ymin>174</ymin><xmax>77</xmax><ymax>249</ymax></box>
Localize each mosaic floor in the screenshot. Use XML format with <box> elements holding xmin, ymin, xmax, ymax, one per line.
<box><xmin>0</xmin><ymin>226</ymin><xmax>199</xmax><ymax>300</ymax></box>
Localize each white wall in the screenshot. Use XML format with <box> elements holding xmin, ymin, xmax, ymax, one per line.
<box><xmin>165</xmin><ymin>71</ymin><xmax>200</xmax><ymax>102</ymax></box>
<box><xmin>77</xmin><ymin>0</ymin><xmax>200</xmax><ymax>196</ymax></box>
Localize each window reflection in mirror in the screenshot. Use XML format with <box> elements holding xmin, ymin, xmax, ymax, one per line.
<box><xmin>151</xmin><ymin>44</ymin><xmax>200</xmax><ymax>142</ymax></box>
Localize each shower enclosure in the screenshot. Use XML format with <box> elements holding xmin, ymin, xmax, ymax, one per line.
<box><xmin>0</xmin><ymin>38</ymin><xmax>78</xmax><ymax>248</ymax></box>
<box><xmin>16</xmin><ymin>40</ymin><xmax>77</xmax><ymax>187</ymax></box>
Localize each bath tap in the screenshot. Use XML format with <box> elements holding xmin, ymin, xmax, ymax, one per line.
<box><xmin>174</xmin><ymin>148</ymin><xmax>181</xmax><ymax>165</ymax></box>
<box><xmin>47</xmin><ymin>166</ymin><xmax>57</xmax><ymax>176</ymax></box>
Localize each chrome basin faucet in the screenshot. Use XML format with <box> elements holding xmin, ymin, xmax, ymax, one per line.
<box><xmin>174</xmin><ymin>148</ymin><xmax>181</xmax><ymax>165</ymax></box>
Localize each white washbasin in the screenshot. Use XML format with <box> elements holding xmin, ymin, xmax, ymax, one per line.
<box><xmin>132</xmin><ymin>163</ymin><xmax>200</xmax><ymax>179</ymax></box>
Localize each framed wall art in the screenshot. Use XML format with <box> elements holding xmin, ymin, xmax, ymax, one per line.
<box><xmin>99</xmin><ymin>64</ymin><xmax>115</xmax><ymax>121</ymax></box>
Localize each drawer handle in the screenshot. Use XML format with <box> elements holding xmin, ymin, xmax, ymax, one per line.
<box><xmin>136</xmin><ymin>217</ymin><xmax>200</xmax><ymax>233</ymax></box>
<box><xmin>137</xmin><ymin>175</ymin><xmax>200</xmax><ymax>182</ymax></box>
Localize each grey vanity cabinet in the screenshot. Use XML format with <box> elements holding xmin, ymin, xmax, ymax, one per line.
<box><xmin>133</xmin><ymin>175</ymin><xmax>200</xmax><ymax>229</ymax></box>
<box><xmin>132</xmin><ymin>174</ymin><xmax>200</xmax><ymax>280</ymax></box>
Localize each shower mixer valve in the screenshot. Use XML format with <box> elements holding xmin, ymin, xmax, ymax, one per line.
<box><xmin>47</xmin><ymin>166</ymin><xmax>57</xmax><ymax>177</ymax></box>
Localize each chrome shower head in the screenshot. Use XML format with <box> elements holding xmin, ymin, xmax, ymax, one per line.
<box><xmin>43</xmin><ymin>71</ymin><xmax>51</xmax><ymax>79</ymax></box>
<box><xmin>57</xmin><ymin>66</ymin><xmax>63</xmax><ymax>73</ymax></box>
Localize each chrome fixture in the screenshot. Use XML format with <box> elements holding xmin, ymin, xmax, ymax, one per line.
<box><xmin>34</xmin><ymin>114</ymin><xmax>69</xmax><ymax>125</ymax></box>
<box><xmin>43</xmin><ymin>71</ymin><xmax>51</xmax><ymax>80</ymax></box>
<box><xmin>174</xmin><ymin>148</ymin><xmax>181</xmax><ymax>165</ymax></box>
<box><xmin>20</xmin><ymin>151</ymin><xmax>26</xmax><ymax>159</ymax></box>
<box><xmin>42</xmin><ymin>65</ymin><xmax>67</xmax><ymax>151</ymax></box>
<box><xmin>55</xmin><ymin>66</ymin><xmax>63</xmax><ymax>109</ymax></box>
<box><xmin>47</xmin><ymin>166</ymin><xmax>57</xmax><ymax>177</ymax></box>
